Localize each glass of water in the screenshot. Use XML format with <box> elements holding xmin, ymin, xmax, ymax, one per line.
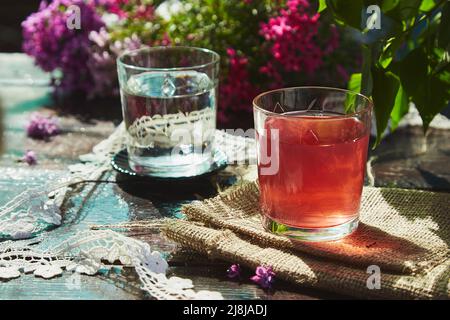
<box><xmin>117</xmin><ymin>46</ymin><xmax>220</xmax><ymax>177</ymax></box>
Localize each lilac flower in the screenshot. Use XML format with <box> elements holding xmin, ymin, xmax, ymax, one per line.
<box><xmin>26</xmin><ymin>113</ymin><xmax>60</xmax><ymax>140</ymax></box>
<box><xmin>226</xmin><ymin>264</ymin><xmax>241</xmax><ymax>279</ymax></box>
<box><xmin>22</xmin><ymin>0</ymin><xmax>105</xmax><ymax>95</ymax></box>
<box><xmin>21</xmin><ymin>0</ymin><xmax>148</xmax><ymax>99</ymax></box>
<box><xmin>250</xmin><ymin>266</ymin><xmax>275</xmax><ymax>289</ymax></box>
<box><xmin>86</xmin><ymin>27</ymin><xmax>142</xmax><ymax>98</ymax></box>
<box><xmin>22</xmin><ymin>150</ymin><xmax>37</xmax><ymax>166</ymax></box>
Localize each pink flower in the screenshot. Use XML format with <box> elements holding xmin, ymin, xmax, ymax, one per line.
<box><xmin>26</xmin><ymin>113</ymin><xmax>60</xmax><ymax>140</ymax></box>
<box><xmin>105</xmin><ymin>0</ymin><xmax>154</xmax><ymax>20</ymax></box>
<box><xmin>260</xmin><ymin>0</ymin><xmax>324</xmax><ymax>78</ymax></box>
<box><xmin>218</xmin><ymin>48</ymin><xmax>258</xmax><ymax>126</ymax></box>
<box><xmin>250</xmin><ymin>266</ymin><xmax>275</xmax><ymax>289</ymax></box>
<box><xmin>227</xmin><ymin>264</ymin><xmax>241</xmax><ymax>279</ymax></box>
<box><xmin>22</xmin><ymin>150</ymin><xmax>38</xmax><ymax>166</ymax></box>
<box><xmin>226</xmin><ymin>48</ymin><xmax>236</xmax><ymax>56</ymax></box>
<box><xmin>135</xmin><ymin>4</ymin><xmax>154</xmax><ymax>19</ymax></box>
<box><xmin>154</xmin><ymin>32</ymin><xmax>171</xmax><ymax>46</ymax></box>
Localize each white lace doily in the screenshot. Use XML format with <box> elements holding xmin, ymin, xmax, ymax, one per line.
<box><xmin>0</xmin><ymin>229</ymin><xmax>222</xmax><ymax>299</ymax></box>
<box><xmin>1</xmin><ymin>123</ymin><xmax>125</xmax><ymax>241</ymax></box>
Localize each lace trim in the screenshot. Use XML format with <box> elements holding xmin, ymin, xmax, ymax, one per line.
<box><xmin>0</xmin><ymin>122</ymin><xmax>227</xmax><ymax>299</ymax></box>
<box><xmin>0</xmin><ymin>230</ymin><xmax>222</xmax><ymax>299</ymax></box>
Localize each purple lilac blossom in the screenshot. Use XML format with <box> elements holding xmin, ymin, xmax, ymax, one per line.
<box><xmin>22</xmin><ymin>0</ymin><xmax>105</xmax><ymax>96</ymax></box>
<box><xmin>26</xmin><ymin>113</ymin><xmax>60</xmax><ymax>139</ymax></box>
<box><xmin>250</xmin><ymin>266</ymin><xmax>275</xmax><ymax>289</ymax></box>
<box><xmin>22</xmin><ymin>150</ymin><xmax>38</xmax><ymax>166</ymax></box>
<box><xmin>87</xmin><ymin>27</ymin><xmax>142</xmax><ymax>98</ymax></box>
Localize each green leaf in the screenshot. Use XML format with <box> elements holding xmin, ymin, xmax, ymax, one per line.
<box><xmin>270</xmin><ymin>221</ymin><xmax>289</xmax><ymax>233</ymax></box>
<box><xmin>382</xmin><ymin>0</ymin><xmax>400</xmax><ymax>12</ymax></box>
<box><xmin>327</xmin><ymin>0</ymin><xmax>363</xmax><ymax>29</ymax></box>
<box><xmin>432</xmin><ymin>49</ymin><xmax>450</xmax><ymax>75</ymax></box>
<box><xmin>398</xmin><ymin>48</ymin><xmax>428</xmax><ymax>95</ymax></box>
<box><xmin>379</xmin><ymin>36</ymin><xmax>404</xmax><ymax>69</ymax></box>
<box><xmin>372</xmin><ymin>65</ymin><xmax>400</xmax><ymax>146</ymax></box>
<box><xmin>380</xmin><ymin>54</ymin><xmax>393</xmax><ymax>68</ymax></box>
<box><xmin>419</xmin><ymin>0</ymin><xmax>437</xmax><ymax>12</ymax></box>
<box><xmin>438</xmin><ymin>70</ymin><xmax>450</xmax><ymax>87</ymax></box>
<box><xmin>361</xmin><ymin>45</ymin><xmax>373</xmax><ymax>96</ymax></box>
<box><xmin>318</xmin><ymin>0</ymin><xmax>327</xmax><ymax>13</ymax></box>
<box><xmin>390</xmin><ymin>85</ymin><xmax>409</xmax><ymax>130</ymax></box>
<box><xmin>385</xmin><ymin>0</ymin><xmax>421</xmax><ymax>22</ymax></box>
<box><xmin>438</xmin><ymin>1</ymin><xmax>450</xmax><ymax>48</ymax></box>
<box><xmin>398</xmin><ymin>47</ymin><xmax>450</xmax><ymax>132</ymax></box>
<box><xmin>345</xmin><ymin>73</ymin><xmax>362</xmax><ymax>113</ymax></box>
<box><xmin>348</xmin><ymin>72</ymin><xmax>362</xmax><ymax>92</ymax></box>
<box><xmin>412</xmin><ymin>76</ymin><xmax>449</xmax><ymax>132</ymax></box>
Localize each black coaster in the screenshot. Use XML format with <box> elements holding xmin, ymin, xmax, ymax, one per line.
<box><xmin>111</xmin><ymin>149</ymin><xmax>228</xmax><ymax>181</ymax></box>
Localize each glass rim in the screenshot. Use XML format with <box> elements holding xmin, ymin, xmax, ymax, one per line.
<box><xmin>253</xmin><ymin>86</ymin><xmax>373</xmax><ymax>119</ymax></box>
<box><xmin>117</xmin><ymin>46</ymin><xmax>220</xmax><ymax>72</ymax></box>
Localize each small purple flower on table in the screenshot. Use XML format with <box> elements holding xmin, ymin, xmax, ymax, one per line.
<box><xmin>22</xmin><ymin>150</ymin><xmax>37</xmax><ymax>166</ymax></box>
<box><xmin>251</xmin><ymin>265</ymin><xmax>275</xmax><ymax>289</ymax></box>
<box><xmin>226</xmin><ymin>264</ymin><xmax>241</xmax><ymax>280</ymax></box>
<box><xmin>26</xmin><ymin>113</ymin><xmax>60</xmax><ymax>140</ymax></box>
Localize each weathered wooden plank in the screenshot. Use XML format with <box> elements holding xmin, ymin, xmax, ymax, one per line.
<box><xmin>0</xmin><ymin>272</ymin><xmax>145</xmax><ymax>300</ymax></box>
<box><xmin>371</xmin><ymin>127</ymin><xmax>450</xmax><ymax>191</ymax></box>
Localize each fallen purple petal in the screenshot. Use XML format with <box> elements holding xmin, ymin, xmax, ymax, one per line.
<box><xmin>226</xmin><ymin>264</ymin><xmax>241</xmax><ymax>279</ymax></box>
<box><xmin>22</xmin><ymin>150</ymin><xmax>37</xmax><ymax>166</ymax></box>
<box><xmin>251</xmin><ymin>265</ymin><xmax>275</xmax><ymax>289</ymax></box>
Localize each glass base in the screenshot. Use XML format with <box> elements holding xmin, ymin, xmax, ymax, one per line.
<box><xmin>129</xmin><ymin>155</ymin><xmax>213</xmax><ymax>178</ymax></box>
<box><xmin>124</xmin><ymin>148</ymin><xmax>227</xmax><ymax>178</ymax></box>
<box><xmin>262</xmin><ymin>215</ymin><xmax>359</xmax><ymax>242</ymax></box>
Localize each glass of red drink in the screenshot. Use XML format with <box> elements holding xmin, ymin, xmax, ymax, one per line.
<box><xmin>253</xmin><ymin>87</ymin><xmax>373</xmax><ymax>241</ymax></box>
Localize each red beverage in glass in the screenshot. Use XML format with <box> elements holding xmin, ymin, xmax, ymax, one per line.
<box><xmin>254</xmin><ymin>87</ymin><xmax>372</xmax><ymax>241</ymax></box>
<box><xmin>258</xmin><ymin>112</ymin><xmax>370</xmax><ymax>230</ymax></box>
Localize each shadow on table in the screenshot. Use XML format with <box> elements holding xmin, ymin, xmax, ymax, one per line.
<box><xmin>116</xmin><ymin>173</ymin><xmax>220</xmax><ymax>198</ymax></box>
<box><xmin>378</xmin><ymin>188</ymin><xmax>450</xmax><ymax>248</ymax></box>
<box><xmin>344</xmin><ymin>222</ymin><xmax>428</xmax><ymax>254</ymax></box>
<box><xmin>53</xmin><ymin>95</ymin><xmax>123</xmax><ymax>124</ymax></box>
<box><xmin>417</xmin><ymin>167</ymin><xmax>450</xmax><ymax>191</ymax></box>
<box><xmin>115</xmin><ymin>172</ymin><xmax>227</xmax><ymax>217</ymax></box>
<box><xmin>281</xmin><ymin>221</ymin><xmax>430</xmax><ymax>274</ymax></box>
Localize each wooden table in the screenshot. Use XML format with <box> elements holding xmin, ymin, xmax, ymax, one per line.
<box><xmin>0</xmin><ymin>54</ymin><xmax>449</xmax><ymax>300</ymax></box>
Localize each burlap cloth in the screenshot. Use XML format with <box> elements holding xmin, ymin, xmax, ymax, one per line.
<box><xmin>163</xmin><ymin>182</ymin><xmax>450</xmax><ymax>299</ymax></box>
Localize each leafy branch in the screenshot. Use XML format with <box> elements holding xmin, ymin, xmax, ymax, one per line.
<box><xmin>320</xmin><ymin>0</ymin><xmax>450</xmax><ymax>146</ymax></box>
